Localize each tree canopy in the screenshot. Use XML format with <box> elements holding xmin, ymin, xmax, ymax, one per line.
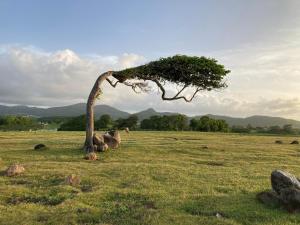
<box><xmin>109</xmin><ymin>55</ymin><xmax>230</xmax><ymax>102</ymax></box>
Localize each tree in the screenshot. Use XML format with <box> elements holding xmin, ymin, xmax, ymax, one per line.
<box><xmin>283</xmin><ymin>124</ymin><xmax>294</xmax><ymax>134</ymax></box>
<box><xmin>59</xmin><ymin>115</ymin><xmax>86</xmax><ymax>131</ymax></box>
<box><xmin>85</xmin><ymin>55</ymin><xmax>230</xmax><ymax>152</ymax></box>
<box><xmin>115</xmin><ymin>115</ymin><xmax>138</xmax><ymax>130</ymax></box>
<box><xmin>95</xmin><ymin>114</ymin><xmax>113</xmax><ymax>130</ymax></box>
<box><xmin>189</xmin><ymin>118</ymin><xmax>199</xmax><ymax>131</ymax></box>
<box><xmin>0</xmin><ymin>115</ymin><xmax>42</xmax><ymax>131</ymax></box>
<box><xmin>140</xmin><ymin>114</ymin><xmax>188</xmax><ymax>131</ymax></box>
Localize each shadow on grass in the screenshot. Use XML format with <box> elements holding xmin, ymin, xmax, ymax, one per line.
<box><xmin>182</xmin><ymin>192</ymin><xmax>300</xmax><ymax>225</ymax></box>
<box><xmin>99</xmin><ymin>192</ymin><xmax>158</xmax><ymax>225</ymax></box>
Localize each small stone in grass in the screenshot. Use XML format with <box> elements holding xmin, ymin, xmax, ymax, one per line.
<box><xmin>34</xmin><ymin>144</ymin><xmax>47</xmax><ymax>150</ymax></box>
<box><xmin>215</xmin><ymin>212</ymin><xmax>224</xmax><ymax>218</ymax></box>
<box><xmin>6</xmin><ymin>164</ymin><xmax>25</xmax><ymax>176</ymax></box>
<box><xmin>84</xmin><ymin>152</ymin><xmax>98</xmax><ymax>160</ymax></box>
<box><xmin>65</xmin><ymin>174</ymin><xmax>81</xmax><ymax>186</ymax></box>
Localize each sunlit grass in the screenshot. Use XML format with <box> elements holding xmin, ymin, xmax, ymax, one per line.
<box><xmin>0</xmin><ymin>131</ymin><xmax>299</xmax><ymax>225</ymax></box>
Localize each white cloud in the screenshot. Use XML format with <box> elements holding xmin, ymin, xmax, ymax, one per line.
<box><xmin>0</xmin><ymin>46</ymin><xmax>144</xmax><ymax>106</ymax></box>
<box><xmin>0</xmin><ymin>41</ymin><xmax>300</xmax><ymax>120</ymax></box>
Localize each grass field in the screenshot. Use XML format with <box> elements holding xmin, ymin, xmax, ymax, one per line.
<box><xmin>0</xmin><ymin>131</ymin><xmax>300</xmax><ymax>225</ymax></box>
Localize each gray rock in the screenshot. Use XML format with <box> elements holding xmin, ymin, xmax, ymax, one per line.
<box><xmin>279</xmin><ymin>188</ymin><xmax>300</xmax><ymax>206</ymax></box>
<box><xmin>34</xmin><ymin>144</ymin><xmax>47</xmax><ymax>150</ymax></box>
<box><xmin>271</xmin><ymin>170</ymin><xmax>300</xmax><ymax>195</ymax></box>
<box><xmin>256</xmin><ymin>191</ymin><xmax>282</xmax><ymax>207</ymax></box>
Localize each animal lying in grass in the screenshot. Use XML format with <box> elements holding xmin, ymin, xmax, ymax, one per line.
<box><xmin>93</xmin><ymin>130</ymin><xmax>121</xmax><ymax>151</ymax></box>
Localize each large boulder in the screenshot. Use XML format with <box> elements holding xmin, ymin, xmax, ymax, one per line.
<box><xmin>258</xmin><ymin>170</ymin><xmax>300</xmax><ymax>212</ymax></box>
<box><xmin>271</xmin><ymin>170</ymin><xmax>300</xmax><ymax>194</ymax></box>
<box><xmin>280</xmin><ymin>188</ymin><xmax>300</xmax><ymax>206</ymax></box>
<box><xmin>92</xmin><ymin>130</ymin><xmax>121</xmax><ymax>151</ymax></box>
<box><xmin>256</xmin><ymin>191</ymin><xmax>282</xmax><ymax>207</ymax></box>
<box><xmin>103</xmin><ymin>134</ymin><xmax>119</xmax><ymax>149</ymax></box>
<box><xmin>107</xmin><ymin>130</ymin><xmax>121</xmax><ymax>144</ymax></box>
<box><xmin>6</xmin><ymin>164</ymin><xmax>25</xmax><ymax>176</ymax></box>
<box><xmin>93</xmin><ymin>134</ymin><xmax>104</xmax><ymax>146</ymax></box>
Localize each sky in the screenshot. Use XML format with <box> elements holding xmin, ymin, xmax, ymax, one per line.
<box><xmin>0</xmin><ymin>0</ymin><xmax>300</xmax><ymax>119</ymax></box>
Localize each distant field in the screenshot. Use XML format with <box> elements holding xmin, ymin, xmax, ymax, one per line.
<box><xmin>0</xmin><ymin>131</ymin><xmax>300</xmax><ymax>225</ymax></box>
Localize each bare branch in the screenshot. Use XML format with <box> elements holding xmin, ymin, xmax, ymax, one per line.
<box><xmin>174</xmin><ymin>84</ymin><xmax>188</xmax><ymax>98</ymax></box>
<box><xmin>123</xmin><ymin>81</ymin><xmax>150</xmax><ymax>93</ymax></box>
<box><xmin>152</xmin><ymin>79</ymin><xmax>202</xmax><ymax>102</ymax></box>
<box><xmin>106</xmin><ymin>78</ymin><xmax>119</xmax><ymax>88</ymax></box>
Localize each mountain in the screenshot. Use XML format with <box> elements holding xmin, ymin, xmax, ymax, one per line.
<box><xmin>197</xmin><ymin>114</ymin><xmax>300</xmax><ymax>128</ymax></box>
<box><xmin>0</xmin><ymin>103</ymin><xmax>130</xmax><ymax>119</ymax></box>
<box><xmin>133</xmin><ymin>108</ymin><xmax>177</xmax><ymax>121</ymax></box>
<box><xmin>0</xmin><ymin>103</ymin><xmax>300</xmax><ymax>128</ymax></box>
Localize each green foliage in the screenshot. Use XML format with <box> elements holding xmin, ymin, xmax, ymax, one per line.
<box><xmin>95</xmin><ymin>114</ymin><xmax>113</xmax><ymax>130</ymax></box>
<box><xmin>113</xmin><ymin>55</ymin><xmax>230</xmax><ymax>89</ymax></box>
<box><xmin>141</xmin><ymin>114</ymin><xmax>188</xmax><ymax>131</ymax></box>
<box><xmin>190</xmin><ymin>116</ymin><xmax>229</xmax><ymax>132</ymax></box>
<box><xmin>115</xmin><ymin>115</ymin><xmax>138</xmax><ymax>130</ymax></box>
<box><xmin>231</xmin><ymin>124</ymin><xmax>300</xmax><ymax>134</ymax></box>
<box><xmin>0</xmin><ymin>115</ymin><xmax>42</xmax><ymax>131</ymax></box>
<box><xmin>58</xmin><ymin>115</ymin><xmax>85</xmax><ymax>131</ymax></box>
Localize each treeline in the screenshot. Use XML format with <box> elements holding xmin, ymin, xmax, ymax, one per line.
<box><xmin>58</xmin><ymin>114</ymin><xmax>229</xmax><ymax>132</ymax></box>
<box><xmin>141</xmin><ymin>115</ymin><xmax>188</xmax><ymax>130</ymax></box>
<box><xmin>231</xmin><ymin>124</ymin><xmax>300</xmax><ymax>135</ymax></box>
<box><xmin>3</xmin><ymin>114</ymin><xmax>297</xmax><ymax>135</ymax></box>
<box><xmin>0</xmin><ymin>115</ymin><xmax>43</xmax><ymax>131</ymax></box>
<box><xmin>189</xmin><ymin>116</ymin><xmax>229</xmax><ymax>132</ymax></box>
<box><xmin>58</xmin><ymin>114</ymin><xmax>139</xmax><ymax>131</ymax></box>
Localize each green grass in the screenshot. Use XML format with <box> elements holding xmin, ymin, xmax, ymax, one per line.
<box><xmin>0</xmin><ymin>131</ymin><xmax>300</xmax><ymax>225</ymax></box>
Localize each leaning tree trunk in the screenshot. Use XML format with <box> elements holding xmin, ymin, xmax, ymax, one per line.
<box><xmin>85</xmin><ymin>71</ymin><xmax>112</xmax><ymax>152</ymax></box>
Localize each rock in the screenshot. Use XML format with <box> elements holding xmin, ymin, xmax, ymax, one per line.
<box><xmin>258</xmin><ymin>170</ymin><xmax>300</xmax><ymax>212</ymax></box>
<box><xmin>271</xmin><ymin>170</ymin><xmax>300</xmax><ymax>195</ymax></box>
<box><xmin>84</xmin><ymin>152</ymin><xmax>98</xmax><ymax>160</ymax></box>
<box><xmin>107</xmin><ymin>130</ymin><xmax>121</xmax><ymax>144</ymax></box>
<box><xmin>93</xmin><ymin>134</ymin><xmax>104</xmax><ymax>146</ymax></box>
<box><xmin>202</xmin><ymin>146</ymin><xmax>209</xmax><ymax>149</ymax></box>
<box><xmin>279</xmin><ymin>188</ymin><xmax>300</xmax><ymax>206</ymax></box>
<box><xmin>6</xmin><ymin>164</ymin><xmax>25</xmax><ymax>176</ymax></box>
<box><xmin>291</xmin><ymin>140</ymin><xmax>299</xmax><ymax>145</ymax></box>
<box><xmin>81</xmin><ymin>185</ymin><xmax>93</xmax><ymax>192</ymax></box>
<box><xmin>256</xmin><ymin>191</ymin><xmax>282</xmax><ymax>207</ymax></box>
<box><xmin>99</xmin><ymin>143</ymin><xmax>108</xmax><ymax>152</ymax></box>
<box><xmin>215</xmin><ymin>212</ymin><xmax>223</xmax><ymax>218</ymax></box>
<box><xmin>275</xmin><ymin>140</ymin><xmax>283</xmax><ymax>144</ymax></box>
<box><xmin>103</xmin><ymin>134</ymin><xmax>119</xmax><ymax>149</ymax></box>
<box><xmin>65</xmin><ymin>174</ymin><xmax>81</xmax><ymax>186</ymax></box>
<box><xmin>34</xmin><ymin>144</ymin><xmax>47</xmax><ymax>150</ymax></box>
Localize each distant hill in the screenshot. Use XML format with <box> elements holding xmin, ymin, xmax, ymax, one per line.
<box><xmin>0</xmin><ymin>103</ymin><xmax>300</xmax><ymax>128</ymax></box>
<box><xmin>133</xmin><ymin>108</ymin><xmax>177</xmax><ymax>121</ymax></box>
<box><xmin>0</xmin><ymin>103</ymin><xmax>130</xmax><ymax>119</ymax></box>
<box><xmin>195</xmin><ymin>114</ymin><xmax>300</xmax><ymax>128</ymax></box>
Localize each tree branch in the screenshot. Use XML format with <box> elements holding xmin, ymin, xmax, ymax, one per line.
<box><xmin>152</xmin><ymin>79</ymin><xmax>202</xmax><ymax>102</ymax></box>
<box><xmin>106</xmin><ymin>78</ymin><xmax>119</xmax><ymax>88</ymax></box>
<box><xmin>123</xmin><ymin>81</ymin><xmax>150</xmax><ymax>93</ymax></box>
